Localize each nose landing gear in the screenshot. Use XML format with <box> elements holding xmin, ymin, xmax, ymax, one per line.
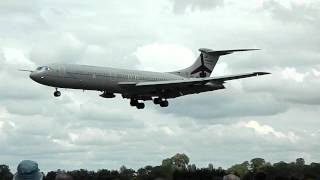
<box><xmin>54</xmin><ymin>88</ymin><xmax>61</xmax><ymax>97</ymax></box>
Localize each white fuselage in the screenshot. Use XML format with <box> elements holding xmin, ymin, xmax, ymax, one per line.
<box><xmin>30</xmin><ymin>64</ymin><xmax>185</xmax><ymax>93</ymax></box>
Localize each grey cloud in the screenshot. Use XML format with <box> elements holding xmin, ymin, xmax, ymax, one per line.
<box><xmin>158</xmin><ymin>1</ymin><xmax>320</xmax><ymax>72</ymax></box>
<box><xmin>159</xmin><ymin>86</ymin><xmax>288</xmax><ymax>121</ymax></box>
<box><xmin>1</xmin><ymin>107</ymin><xmax>319</xmax><ymax>171</ymax></box>
<box><xmin>0</xmin><ymin>52</ymin><xmax>5</xmax><ymax>71</ymax></box>
<box><xmin>171</xmin><ymin>0</ymin><xmax>224</xmax><ymax>13</ymax></box>
<box><xmin>180</xmin><ymin>123</ymin><xmax>311</xmax><ymax>167</ymax></box>
<box><xmin>243</xmin><ymin>71</ymin><xmax>320</xmax><ymax>105</ymax></box>
<box><xmin>0</xmin><ymin>79</ymin><xmax>47</xmax><ymax>101</ymax></box>
<box><xmin>262</xmin><ymin>0</ymin><xmax>320</xmax><ymax>25</ymax></box>
<box><xmin>0</xmin><ymin>0</ymin><xmax>40</xmax><ymax>15</ymax></box>
<box><xmin>29</xmin><ymin>33</ymin><xmax>87</xmax><ymax>64</ymax></box>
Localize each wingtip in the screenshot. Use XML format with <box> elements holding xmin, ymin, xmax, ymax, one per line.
<box><xmin>241</xmin><ymin>48</ymin><xmax>261</xmax><ymax>51</ymax></box>
<box><xmin>256</xmin><ymin>72</ymin><xmax>271</xmax><ymax>76</ymax></box>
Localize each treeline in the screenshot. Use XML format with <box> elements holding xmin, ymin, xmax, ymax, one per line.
<box><xmin>1</xmin><ymin>153</ymin><xmax>320</xmax><ymax>180</ymax></box>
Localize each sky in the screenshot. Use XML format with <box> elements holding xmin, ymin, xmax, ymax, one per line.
<box><xmin>0</xmin><ymin>0</ymin><xmax>320</xmax><ymax>173</ymax></box>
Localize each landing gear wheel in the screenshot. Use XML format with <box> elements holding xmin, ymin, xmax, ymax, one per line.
<box><xmin>54</xmin><ymin>91</ymin><xmax>61</xmax><ymax>97</ymax></box>
<box><xmin>136</xmin><ymin>103</ymin><xmax>145</xmax><ymax>109</ymax></box>
<box><xmin>160</xmin><ymin>100</ymin><xmax>169</xmax><ymax>107</ymax></box>
<box><xmin>153</xmin><ymin>98</ymin><xmax>161</xmax><ymax>104</ymax></box>
<box><xmin>130</xmin><ymin>99</ymin><xmax>138</xmax><ymax>106</ymax></box>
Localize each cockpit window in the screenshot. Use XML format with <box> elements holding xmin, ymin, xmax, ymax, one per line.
<box><xmin>36</xmin><ymin>66</ymin><xmax>50</xmax><ymax>71</ymax></box>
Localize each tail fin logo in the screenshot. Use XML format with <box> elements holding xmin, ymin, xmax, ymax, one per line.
<box><xmin>190</xmin><ymin>53</ymin><xmax>212</xmax><ymax>77</ymax></box>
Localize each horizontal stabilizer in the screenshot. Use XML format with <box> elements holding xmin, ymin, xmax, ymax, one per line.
<box><xmin>199</xmin><ymin>48</ymin><xmax>260</xmax><ymax>56</ymax></box>
<box><xmin>212</xmin><ymin>72</ymin><xmax>270</xmax><ymax>81</ymax></box>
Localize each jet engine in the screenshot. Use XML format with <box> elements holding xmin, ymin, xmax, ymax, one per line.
<box><xmin>205</xmin><ymin>82</ymin><xmax>225</xmax><ymax>90</ymax></box>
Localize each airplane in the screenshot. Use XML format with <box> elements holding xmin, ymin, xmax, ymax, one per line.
<box><xmin>22</xmin><ymin>48</ymin><xmax>270</xmax><ymax>109</ymax></box>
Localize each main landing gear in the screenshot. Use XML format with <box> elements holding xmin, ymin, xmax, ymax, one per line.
<box><xmin>54</xmin><ymin>88</ymin><xmax>61</xmax><ymax>97</ymax></box>
<box><xmin>130</xmin><ymin>97</ymin><xmax>169</xmax><ymax>109</ymax></box>
<box><xmin>130</xmin><ymin>99</ymin><xmax>145</xmax><ymax>109</ymax></box>
<box><xmin>153</xmin><ymin>97</ymin><xmax>169</xmax><ymax>107</ymax></box>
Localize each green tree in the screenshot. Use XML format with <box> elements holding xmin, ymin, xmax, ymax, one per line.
<box><xmin>250</xmin><ymin>158</ymin><xmax>266</xmax><ymax>172</ymax></box>
<box><xmin>119</xmin><ymin>165</ymin><xmax>135</xmax><ymax>179</ymax></box>
<box><xmin>45</xmin><ymin>171</ymin><xmax>57</xmax><ymax>180</ymax></box>
<box><xmin>160</xmin><ymin>153</ymin><xmax>190</xmax><ymax>180</ymax></box>
<box><xmin>119</xmin><ymin>165</ymin><xmax>127</xmax><ymax>174</ymax></box>
<box><xmin>227</xmin><ymin>161</ymin><xmax>249</xmax><ymax>177</ymax></box>
<box><xmin>242</xmin><ymin>161</ymin><xmax>250</xmax><ymax>168</ymax></box>
<box><xmin>296</xmin><ymin>158</ymin><xmax>305</xmax><ymax>166</ymax></box>
<box><xmin>161</xmin><ymin>158</ymin><xmax>173</xmax><ymax>168</ymax></box>
<box><xmin>171</xmin><ymin>153</ymin><xmax>189</xmax><ymax>170</ymax></box>
<box><xmin>95</xmin><ymin>169</ymin><xmax>112</xmax><ymax>180</ymax></box>
<box><xmin>0</xmin><ymin>165</ymin><xmax>13</xmax><ymax>180</ymax></box>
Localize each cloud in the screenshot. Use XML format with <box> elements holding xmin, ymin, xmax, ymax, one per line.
<box><xmin>1</xmin><ymin>48</ymin><xmax>35</xmax><ymax>68</ymax></box>
<box><xmin>262</xmin><ymin>0</ymin><xmax>320</xmax><ymax>25</ymax></box>
<box><xmin>281</xmin><ymin>67</ymin><xmax>309</xmax><ymax>82</ymax></box>
<box><xmin>241</xmin><ymin>120</ymin><xmax>298</xmax><ymax>143</ymax></box>
<box><xmin>171</xmin><ymin>0</ymin><xmax>224</xmax><ymax>13</ymax></box>
<box><xmin>159</xmin><ymin>82</ymin><xmax>288</xmax><ymax>121</ymax></box>
<box><xmin>244</xmin><ymin>68</ymin><xmax>320</xmax><ymax>105</ymax></box>
<box><xmin>0</xmin><ymin>0</ymin><xmax>40</xmax><ymax>15</ymax></box>
<box><xmin>29</xmin><ymin>33</ymin><xmax>86</xmax><ymax>64</ymax></box>
<box><xmin>134</xmin><ymin>43</ymin><xmax>195</xmax><ymax>71</ymax></box>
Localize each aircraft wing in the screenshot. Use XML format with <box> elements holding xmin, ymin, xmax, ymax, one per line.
<box><xmin>119</xmin><ymin>72</ymin><xmax>270</xmax><ymax>89</ymax></box>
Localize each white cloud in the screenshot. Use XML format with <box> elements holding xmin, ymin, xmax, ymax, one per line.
<box><xmin>171</xmin><ymin>0</ymin><xmax>224</xmax><ymax>13</ymax></box>
<box><xmin>211</xmin><ymin>62</ymin><xmax>231</xmax><ymax>76</ymax></box>
<box><xmin>241</xmin><ymin>120</ymin><xmax>299</xmax><ymax>142</ymax></box>
<box><xmin>67</xmin><ymin>128</ymin><xmax>125</xmax><ymax>145</ymax></box>
<box><xmin>281</xmin><ymin>67</ymin><xmax>309</xmax><ymax>82</ymax></box>
<box><xmin>312</xmin><ymin>68</ymin><xmax>320</xmax><ymax>77</ymax></box>
<box><xmin>244</xmin><ymin>120</ymin><xmax>275</xmax><ymax>135</ymax></box>
<box><xmin>161</xmin><ymin>126</ymin><xmax>180</xmax><ymax>136</ymax></box>
<box><xmin>1</xmin><ymin>48</ymin><xmax>35</xmax><ymax>68</ymax></box>
<box><xmin>134</xmin><ymin>43</ymin><xmax>195</xmax><ymax>72</ymax></box>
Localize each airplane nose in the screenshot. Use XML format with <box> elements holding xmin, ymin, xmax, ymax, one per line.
<box><xmin>29</xmin><ymin>72</ymin><xmax>40</xmax><ymax>81</ymax></box>
<box><xmin>30</xmin><ymin>72</ymin><xmax>45</xmax><ymax>82</ymax></box>
<box><xmin>29</xmin><ymin>72</ymin><xmax>35</xmax><ymax>80</ymax></box>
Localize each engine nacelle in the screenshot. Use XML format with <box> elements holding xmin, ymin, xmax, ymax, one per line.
<box><xmin>100</xmin><ymin>92</ymin><xmax>116</xmax><ymax>98</ymax></box>
<box><xmin>205</xmin><ymin>82</ymin><xmax>225</xmax><ymax>90</ymax></box>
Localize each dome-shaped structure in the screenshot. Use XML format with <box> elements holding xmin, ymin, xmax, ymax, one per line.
<box><xmin>223</xmin><ymin>174</ymin><xmax>240</xmax><ymax>180</ymax></box>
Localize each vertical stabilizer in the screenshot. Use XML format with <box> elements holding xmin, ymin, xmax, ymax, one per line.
<box><xmin>169</xmin><ymin>48</ymin><xmax>259</xmax><ymax>78</ymax></box>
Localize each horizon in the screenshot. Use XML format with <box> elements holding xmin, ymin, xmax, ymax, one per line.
<box><xmin>4</xmin><ymin>155</ymin><xmax>316</xmax><ymax>173</ymax></box>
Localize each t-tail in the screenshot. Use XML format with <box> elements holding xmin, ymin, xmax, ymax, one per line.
<box><xmin>169</xmin><ymin>48</ymin><xmax>260</xmax><ymax>78</ymax></box>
